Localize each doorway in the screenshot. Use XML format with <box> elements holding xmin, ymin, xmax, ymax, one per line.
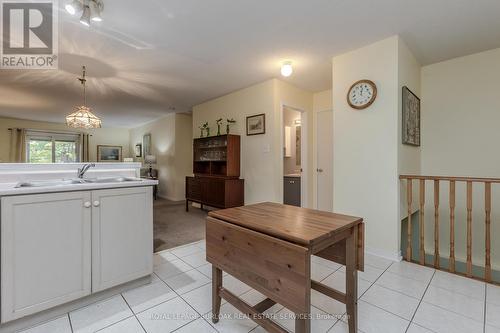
<box><xmin>316</xmin><ymin>109</ymin><xmax>333</xmax><ymax>211</ymax></box>
<box><xmin>282</xmin><ymin>106</ymin><xmax>305</xmax><ymax>207</ymax></box>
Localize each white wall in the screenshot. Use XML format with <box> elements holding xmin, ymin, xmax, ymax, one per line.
<box><xmin>313</xmin><ymin>90</ymin><xmax>332</xmax><ymax>112</ymax></box>
<box><xmin>129</xmin><ymin>113</ymin><xmax>192</xmax><ymax>201</ymax></box>
<box><xmin>174</xmin><ymin>114</ymin><xmax>194</xmax><ymax>200</ymax></box>
<box><xmin>398</xmin><ymin>39</ymin><xmax>422</xmax><ymax>225</ymax></box>
<box><xmin>0</xmin><ymin>116</ymin><xmax>131</xmax><ymax>163</ymax></box>
<box><xmin>421</xmin><ymin>47</ymin><xmax>500</xmax><ymax>269</ymax></box>
<box><xmin>332</xmin><ymin>36</ymin><xmax>401</xmax><ymax>260</ymax></box>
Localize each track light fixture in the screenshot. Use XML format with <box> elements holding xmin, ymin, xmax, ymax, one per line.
<box><xmin>65</xmin><ymin>0</ymin><xmax>104</xmax><ymax>26</ymax></box>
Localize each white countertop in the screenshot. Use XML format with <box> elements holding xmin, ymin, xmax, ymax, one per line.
<box><xmin>284</xmin><ymin>173</ymin><xmax>301</xmax><ymax>178</ymax></box>
<box><xmin>0</xmin><ymin>178</ymin><xmax>158</xmax><ymax>196</ymax></box>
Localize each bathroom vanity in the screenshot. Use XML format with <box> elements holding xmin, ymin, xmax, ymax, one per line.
<box><xmin>0</xmin><ymin>163</ymin><xmax>157</xmax><ymax>325</ymax></box>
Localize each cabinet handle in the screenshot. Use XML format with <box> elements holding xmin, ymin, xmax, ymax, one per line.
<box><xmin>84</xmin><ymin>202</ymin><xmax>91</xmax><ymax>208</ymax></box>
<box><xmin>93</xmin><ymin>201</ymin><xmax>100</xmax><ymax>207</ymax></box>
<box><xmin>289</xmin><ymin>181</ymin><xmax>295</xmax><ymax>184</ymax></box>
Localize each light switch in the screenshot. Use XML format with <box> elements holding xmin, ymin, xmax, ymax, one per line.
<box><xmin>263</xmin><ymin>143</ymin><xmax>271</xmax><ymax>153</ymax></box>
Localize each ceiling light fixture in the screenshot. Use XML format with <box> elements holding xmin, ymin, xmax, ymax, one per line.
<box><xmin>89</xmin><ymin>0</ymin><xmax>102</xmax><ymax>21</ymax></box>
<box><xmin>79</xmin><ymin>4</ymin><xmax>91</xmax><ymax>26</ymax></box>
<box><xmin>66</xmin><ymin>66</ymin><xmax>102</xmax><ymax>129</ymax></box>
<box><xmin>65</xmin><ymin>0</ymin><xmax>80</xmax><ymax>15</ymax></box>
<box><xmin>281</xmin><ymin>61</ymin><xmax>293</xmax><ymax>77</ymax></box>
<box><xmin>65</xmin><ymin>0</ymin><xmax>104</xmax><ymax>26</ymax></box>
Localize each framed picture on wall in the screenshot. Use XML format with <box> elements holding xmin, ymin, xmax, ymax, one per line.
<box><xmin>246</xmin><ymin>113</ymin><xmax>266</xmax><ymax>136</ymax></box>
<box><xmin>97</xmin><ymin>145</ymin><xmax>122</xmax><ymax>162</ymax></box>
<box><xmin>135</xmin><ymin>144</ymin><xmax>142</xmax><ymax>157</ymax></box>
<box><xmin>402</xmin><ymin>86</ymin><xmax>421</xmax><ymax>146</ymax></box>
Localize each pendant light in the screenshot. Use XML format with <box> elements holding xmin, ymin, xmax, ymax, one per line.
<box><xmin>66</xmin><ymin>66</ymin><xmax>102</xmax><ymax>129</ymax></box>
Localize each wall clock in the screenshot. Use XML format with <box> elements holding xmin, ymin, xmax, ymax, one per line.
<box><xmin>347</xmin><ymin>80</ymin><xmax>377</xmax><ymax>110</ymax></box>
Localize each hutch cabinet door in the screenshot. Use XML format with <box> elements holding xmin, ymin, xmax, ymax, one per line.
<box><xmin>1</xmin><ymin>192</ymin><xmax>92</xmax><ymax>322</ymax></box>
<box><xmin>91</xmin><ymin>187</ymin><xmax>153</xmax><ymax>292</ymax></box>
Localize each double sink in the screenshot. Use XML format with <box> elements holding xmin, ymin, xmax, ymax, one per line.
<box><xmin>15</xmin><ymin>177</ymin><xmax>141</xmax><ymax>188</ymax></box>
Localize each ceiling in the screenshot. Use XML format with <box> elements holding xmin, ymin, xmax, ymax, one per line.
<box><xmin>2</xmin><ymin>0</ymin><xmax>500</xmax><ymax>127</ymax></box>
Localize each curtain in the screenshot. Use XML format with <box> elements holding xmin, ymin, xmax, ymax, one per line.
<box><xmin>80</xmin><ymin>133</ymin><xmax>90</xmax><ymax>162</ymax></box>
<box><xmin>9</xmin><ymin>128</ymin><xmax>26</xmax><ymax>162</ymax></box>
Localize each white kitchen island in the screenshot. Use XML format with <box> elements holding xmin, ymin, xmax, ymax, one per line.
<box><xmin>0</xmin><ymin>163</ymin><xmax>157</xmax><ymax>331</ymax></box>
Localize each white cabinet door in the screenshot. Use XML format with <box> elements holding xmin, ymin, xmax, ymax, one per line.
<box><xmin>91</xmin><ymin>187</ymin><xmax>153</xmax><ymax>292</ymax></box>
<box><xmin>1</xmin><ymin>192</ymin><xmax>92</xmax><ymax>322</ymax></box>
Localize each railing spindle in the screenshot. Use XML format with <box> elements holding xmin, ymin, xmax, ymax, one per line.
<box><xmin>419</xmin><ymin>179</ymin><xmax>425</xmax><ymax>265</ymax></box>
<box><xmin>400</xmin><ymin>174</ymin><xmax>498</xmax><ymax>284</ymax></box>
<box><xmin>434</xmin><ymin>180</ymin><xmax>440</xmax><ymax>269</ymax></box>
<box><xmin>466</xmin><ymin>181</ymin><xmax>473</xmax><ymax>277</ymax></box>
<box><xmin>407</xmin><ymin>179</ymin><xmax>413</xmax><ymax>261</ymax></box>
<box><xmin>485</xmin><ymin>182</ymin><xmax>492</xmax><ymax>282</ymax></box>
<box><xmin>449</xmin><ymin>180</ymin><xmax>456</xmax><ymax>273</ymax></box>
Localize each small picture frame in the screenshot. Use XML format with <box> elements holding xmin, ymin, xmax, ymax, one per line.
<box><xmin>402</xmin><ymin>86</ymin><xmax>421</xmax><ymax>146</ymax></box>
<box><xmin>97</xmin><ymin>145</ymin><xmax>122</xmax><ymax>162</ymax></box>
<box><xmin>135</xmin><ymin>143</ymin><xmax>142</xmax><ymax>157</ymax></box>
<box><xmin>246</xmin><ymin>113</ymin><xmax>266</xmax><ymax>136</ymax></box>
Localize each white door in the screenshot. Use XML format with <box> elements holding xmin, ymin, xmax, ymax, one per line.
<box><xmin>1</xmin><ymin>192</ymin><xmax>92</xmax><ymax>322</ymax></box>
<box><xmin>92</xmin><ymin>187</ymin><xmax>153</xmax><ymax>292</ymax></box>
<box><xmin>316</xmin><ymin>110</ymin><xmax>333</xmax><ymax>212</ymax></box>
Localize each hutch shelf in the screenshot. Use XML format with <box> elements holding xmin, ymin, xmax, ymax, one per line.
<box><xmin>186</xmin><ymin>134</ymin><xmax>244</xmax><ymax>210</ymax></box>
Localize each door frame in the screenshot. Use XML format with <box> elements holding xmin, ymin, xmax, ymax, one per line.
<box><xmin>315</xmin><ymin>109</ymin><xmax>333</xmax><ymax>211</ymax></box>
<box><xmin>280</xmin><ymin>104</ymin><xmax>308</xmax><ymax>207</ymax></box>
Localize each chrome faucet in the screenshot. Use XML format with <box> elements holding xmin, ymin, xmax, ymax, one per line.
<box><xmin>77</xmin><ymin>163</ymin><xmax>95</xmax><ymax>179</ymax></box>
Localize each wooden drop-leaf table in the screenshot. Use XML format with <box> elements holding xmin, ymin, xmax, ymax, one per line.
<box><xmin>206</xmin><ymin>202</ymin><xmax>364</xmax><ymax>333</ymax></box>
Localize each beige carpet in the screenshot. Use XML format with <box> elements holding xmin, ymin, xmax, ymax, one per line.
<box><xmin>153</xmin><ymin>199</ymin><xmax>207</xmax><ymax>252</ymax></box>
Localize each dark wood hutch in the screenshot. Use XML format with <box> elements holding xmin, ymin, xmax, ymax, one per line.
<box><xmin>186</xmin><ymin>134</ymin><xmax>244</xmax><ymax>211</ymax></box>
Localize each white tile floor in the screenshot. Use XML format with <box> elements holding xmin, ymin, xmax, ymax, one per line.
<box><xmin>19</xmin><ymin>240</ymin><xmax>500</xmax><ymax>333</ymax></box>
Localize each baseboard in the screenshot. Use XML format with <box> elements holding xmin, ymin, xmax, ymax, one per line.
<box><xmin>157</xmin><ymin>194</ymin><xmax>184</xmax><ymax>202</ymax></box>
<box><xmin>366</xmin><ymin>247</ymin><xmax>403</xmax><ymax>262</ymax></box>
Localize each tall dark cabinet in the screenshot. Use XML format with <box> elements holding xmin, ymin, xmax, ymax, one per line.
<box><xmin>186</xmin><ymin>134</ymin><xmax>244</xmax><ymax>211</ymax></box>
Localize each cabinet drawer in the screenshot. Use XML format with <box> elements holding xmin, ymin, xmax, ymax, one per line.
<box><xmin>186</xmin><ymin>177</ymin><xmax>202</xmax><ymax>200</ymax></box>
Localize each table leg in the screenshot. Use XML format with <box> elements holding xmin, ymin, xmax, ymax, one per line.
<box><xmin>295</xmin><ymin>316</ymin><xmax>310</xmax><ymax>333</ymax></box>
<box><xmin>185</xmin><ymin>200</ymin><xmax>189</xmax><ymax>212</ymax></box>
<box><xmin>212</xmin><ymin>266</ymin><xmax>222</xmax><ymax>323</ymax></box>
<box><xmin>346</xmin><ymin>225</ymin><xmax>358</xmax><ymax>333</ymax></box>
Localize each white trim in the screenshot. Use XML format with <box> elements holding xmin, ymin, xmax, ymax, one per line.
<box><xmin>365</xmin><ymin>246</ymin><xmax>403</xmax><ymax>262</ymax></box>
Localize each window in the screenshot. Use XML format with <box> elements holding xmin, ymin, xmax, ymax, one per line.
<box><xmin>26</xmin><ymin>131</ymin><xmax>81</xmax><ymax>163</ymax></box>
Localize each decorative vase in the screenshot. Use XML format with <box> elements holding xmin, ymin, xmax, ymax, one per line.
<box><xmin>200</xmin><ymin>128</ymin><xmax>204</xmax><ymax>138</ymax></box>
<box><xmin>206</xmin><ymin>127</ymin><xmax>210</xmax><ymax>137</ymax></box>
<box><xmin>226</xmin><ymin>124</ymin><xmax>230</xmax><ymax>134</ymax></box>
<box><xmin>217</xmin><ymin>124</ymin><xmax>221</xmax><ymax>136</ymax></box>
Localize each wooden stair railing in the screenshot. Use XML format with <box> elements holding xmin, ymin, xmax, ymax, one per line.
<box><xmin>400</xmin><ymin>175</ymin><xmax>498</xmax><ymax>283</ymax></box>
